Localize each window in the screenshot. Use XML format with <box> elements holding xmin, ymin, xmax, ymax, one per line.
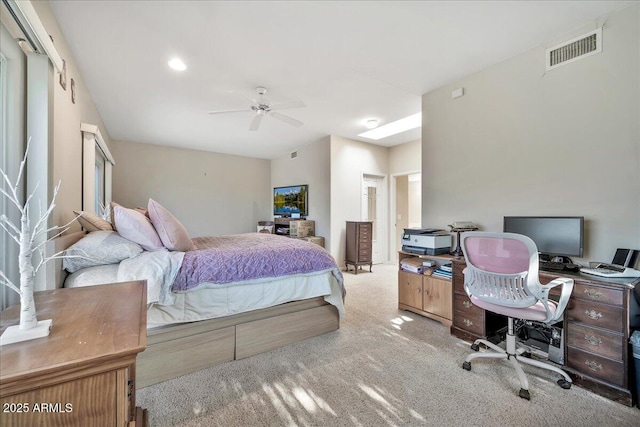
<box><xmin>94</xmin><ymin>147</ymin><xmax>105</xmax><ymax>214</ymax></box>
<box><xmin>81</xmin><ymin>123</ymin><xmax>114</xmax><ymax>215</ymax></box>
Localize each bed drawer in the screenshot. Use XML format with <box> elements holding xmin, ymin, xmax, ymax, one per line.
<box><xmin>236</xmin><ymin>305</ymin><xmax>338</xmax><ymax>359</ymax></box>
<box><xmin>137</xmin><ymin>326</ymin><xmax>235</xmax><ymax>388</ymax></box>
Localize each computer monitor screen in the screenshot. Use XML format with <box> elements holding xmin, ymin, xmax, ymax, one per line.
<box><xmin>503</xmin><ymin>216</ymin><xmax>584</xmax><ymax>257</ymax></box>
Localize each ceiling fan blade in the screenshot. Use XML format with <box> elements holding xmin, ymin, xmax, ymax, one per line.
<box><xmin>269</xmin><ymin>100</ymin><xmax>306</xmax><ymax>111</ymax></box>
<box><xmin>269</xmin><ymin>111</ymin><xmax>303</xmax><ymax>127</ymax></box>
<box><xmin>208</xmin><ymin>108</ymin><xmax>252</xmax><ymax>115</ymax></box>
<box><xmin>249</xmin><ymin>114</ymin><xmax>263</xmax><ymax>131</ymax></box>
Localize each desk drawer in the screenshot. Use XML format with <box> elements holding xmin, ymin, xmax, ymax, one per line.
<box><xmin>566</xmin><ymin>299</ymin><xmax>624</xmax><ymax>333</ymax></box>
<box><xmin>453</xmin><ymin>294</ymin><xmax>483</xmax><ymax>335</ymax></box>
<box><xmin>572</xmin><ymin>282</ymin><xmax>623</xmax><ymax>306</ymax></box>
<box><xmin>566</xmin><ymin>322</ymin><xmax>623</xmax><ymax>361</ymax></box>
<box><xmin>566</xmin><ymin>347</ymin><xmax>625</xmax><ymax>387</ymax></box>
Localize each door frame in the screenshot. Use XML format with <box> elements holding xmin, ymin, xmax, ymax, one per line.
<box><xmin>361</xmin><ymin>172</ymin><xmax>387</xmax><ymax>264</ymax></box>
<box><xmin>390</xmin><ymin>170</ymin><xmax>421</xmax><ymax>262</ymax></box>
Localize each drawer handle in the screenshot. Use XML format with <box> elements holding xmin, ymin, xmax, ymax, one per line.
<box><xmin>584</xmin><ymin>289</ymin><xmax>603</xmax><ymax>299</ymax></box>
<box><xmin>585</xmin><ymin>310</ymin><xmax>603</xmax><ymax>320</ymax></box>
<box><xmin>462</xmin><ymin>319</ymin><xmax>473</xmax><ymax>327</ymax></box>
<box><xmin>463</xmin><ymin>301</ymin><xmax>473</xmax><ymax>308</ymax></box>
<box><xmin>585</xmin><ymin>360</ymin><xmax>603</xmax><ymax>372</ymax></box>
<box><xmin>584</xmin><ymin>334</ymin><xmax>602</xmax><ymax>346</ymax></box>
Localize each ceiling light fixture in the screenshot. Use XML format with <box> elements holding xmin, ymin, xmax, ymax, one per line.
<box><xmin>168</xmin><ymin>57</ymin><xmax>187</xmax><ymax>71</ymax></box>
<box><xmin>358</xmin><ymin>112</ymin><xmax>421</xmax><ymax>140</ymax></box>
<box><xmin>365</xmin><ymin>119</ymin><xmax>378</xmax><ymax>129</ymax></box>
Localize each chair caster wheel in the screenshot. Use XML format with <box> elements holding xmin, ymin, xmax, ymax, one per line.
<box><xmin>518</xmin><ymin>389</ymin><xmax>531</xmax><ymax>400</ymax></box>
<box><xmin>470</xmin><ymin>343</ymin><xmax>480</xmax><ymax>352</ymax></box>
<box><xmin>521</xmin><ymin>352</ymin><xmax>531</xmax><ymax>358</ymax></box>
<box><xmin>557</xmin><ymin>379</ymin><xmax>571</xmax><ymax>389</ymax></box>
<box><xmin>462</xmin><ymin>361</ymin><xmax>471</xmax><ymax>371</ymax></box>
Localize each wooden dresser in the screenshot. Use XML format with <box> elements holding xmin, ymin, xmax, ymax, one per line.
<box><xmin>451</xmin><ymin>258</ymin><xmax>639</xmax><ymax>406</ymax></box>
<box><xmin>0</xmin><ymin>281</ymin><xmax>148</xmax><ymax>426</ymax></box>
<box><xmin>345</xmin><ymin>221</ymin><xmax>373</xmax><ymax>274</ymax></box>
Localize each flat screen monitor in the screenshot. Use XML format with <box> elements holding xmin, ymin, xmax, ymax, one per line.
<box><xmin>274</xmin><ymin>184</ymin><xmax>308</xmax><ymax>217</ymax></box>
<box><xmin>503</xmin><ymin>216</ymin><xmax>584</xmax><ymax>258</ymax></box>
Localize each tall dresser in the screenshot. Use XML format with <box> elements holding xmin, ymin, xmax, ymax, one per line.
<box><xmin>345</xmin><ymin>221</ymin><xmax>373</xmax><ymax>274</ymax></box>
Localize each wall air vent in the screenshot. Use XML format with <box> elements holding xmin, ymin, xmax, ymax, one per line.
<box><xmin>290</xmin><ymin>150</ymin><xmax>298</xmax><ymax>160</ymax></box>
<box><xmin>546</xmin><ymin>28</ymin><xmax>602</xmax><ymax>71</ymax></box>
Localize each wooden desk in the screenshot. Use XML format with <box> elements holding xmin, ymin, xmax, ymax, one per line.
<box><xmin>451</xmin><ymin>258</ymin><xmax>639</xmax><ymax>406</ymax></box>
<box><xmin>0</xmin><ymin>281</ymin><xmax>148</xmax><ymax>426</ymax></box>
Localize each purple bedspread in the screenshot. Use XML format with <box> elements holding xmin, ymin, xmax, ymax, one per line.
<box><xmin>172</xmin><ymin>233</ymin><xmax>339</xmax><ymax>291</ymax></box>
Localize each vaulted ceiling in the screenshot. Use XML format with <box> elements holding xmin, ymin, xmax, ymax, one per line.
<box><xmin>51</xmin><ymin>1</ymin><xmax>632</xmax><ymax>159</ymax></box>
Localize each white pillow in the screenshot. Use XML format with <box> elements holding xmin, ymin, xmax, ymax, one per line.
<box><xmin>113</xmin><ymin>205</ymin><xmax>164</xmax><ymax>251</ymax></box>
<box><xmin>63</xmin><ymin>231</ymin><xmax>143</xmax><ymax>273</ymax></box>
<box><xmin>148</xmin><ymin>198</ymin><xmax>194</xmax><ymax>251</ymax></box>
<box><xmin>64</xmin><ymin>264</ymin><xmax>120</xmax><ymax>288</ymax></box>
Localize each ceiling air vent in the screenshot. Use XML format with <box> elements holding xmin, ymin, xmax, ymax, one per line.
<box><xmin>290</xmin><ymin>150</ymin><xmax>298</xmax><ymax>160</ymax></box>
<box><xmin>546</xmin><ymin>28</ymin><xmax>602</xmax><ymax>71</ymax></box>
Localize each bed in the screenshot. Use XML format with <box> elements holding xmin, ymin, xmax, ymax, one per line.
<box><xmin>48</xmin><ymin>229</ymin><xmax>344</xmax><ymax>388</ymax></box>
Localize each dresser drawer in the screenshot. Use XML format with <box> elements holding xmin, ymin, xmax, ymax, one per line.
<box><xmin>453</xmin><ymin>294</ymin><xmax>484</xmax><ymax>335</ymax></box>
<box><xmin>566</xmin><ymin>322</ymin><xmax>623</xmax><ymax>361</ymax></box>
<box><xmin>566</xmin><ymin>347</ymin><xmax>625</xmax><ymax>387</ymax></box>
<box><xmin>572</xmin><ymin>282</ymin><xmax>623</xmax><ymax>306</ymax></box>
<box><xmin>358</xmin><ymin>226</ymin><xmax>372</xmax><ymax>239</ymax></box>
<box><xmin>566</xmin><ymin>299</ymin><xmax>624</xmax><ymax>333</ymax></box>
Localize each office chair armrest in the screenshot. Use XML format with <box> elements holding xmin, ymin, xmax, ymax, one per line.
<box><xmin>541</xmin><ymin>277</ymin><xmax>575</xmax><ymax>323</ymax></box>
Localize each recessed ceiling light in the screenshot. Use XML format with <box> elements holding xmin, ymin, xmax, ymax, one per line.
<box><xmin>358</xmin><ymin>113</ymin><xmax>421</xmax><ymax>140</ymax></box>
<box><xmin>365</xmin><ymin>119</ymin><xmax>378</xmax><ymax>129</ymax></box>
<box><xmin>168</xmin><ymin>57</ymin><xmax>187</xmax><ymax>71</ymax></box>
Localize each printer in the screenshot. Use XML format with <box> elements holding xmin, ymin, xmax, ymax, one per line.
<box><xmin>401</xmin><ymin>228</ymin><xmax>451</xmax><ymax>255</ymax></box>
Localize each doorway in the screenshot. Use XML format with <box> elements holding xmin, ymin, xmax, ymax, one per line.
<box><xmin>361</xmin><ymin>173</ymin><xmax>387</xmax><ymax>264</ymax></box>
<box><xmin>391</xmin><ymin>172</ymin><xmax>421</xmax><ymax>260</ymax></box>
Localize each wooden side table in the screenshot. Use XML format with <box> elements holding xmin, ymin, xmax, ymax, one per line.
<box><xmin>0</xmin><ymin>281</ymin><xmax>148</xmax><ymax>426</ymax></box>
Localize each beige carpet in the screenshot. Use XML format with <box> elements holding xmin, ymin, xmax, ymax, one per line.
<box><xmin>137</xmin><ymin>264</ymin><xmax>639</xmax><ymax>426</ymax></box>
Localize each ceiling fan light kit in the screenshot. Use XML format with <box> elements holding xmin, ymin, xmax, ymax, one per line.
<box><xmin>208</xmin><ymin>86</ymin><xmax>305</xmax><ymax>131</ymax></box>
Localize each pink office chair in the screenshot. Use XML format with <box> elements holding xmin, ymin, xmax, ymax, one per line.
<box><xmin>460</xmin><ymin>232</ymin><xmax>574</xmax><ymax>400</ymax></box>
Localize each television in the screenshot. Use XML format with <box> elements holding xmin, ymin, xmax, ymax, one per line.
<box><xmin>274</xmin><ymin>185</ymin><xmax>308</xmax><ymax>217</ymax></box>
<box><xmin>503</xmin><ymin>216</ymin><xmax>584</xmax><ymax>258</ymax></box>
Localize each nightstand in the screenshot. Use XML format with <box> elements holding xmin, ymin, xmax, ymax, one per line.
<box><xmin>0</xmin><ymin>281</ymin><xmax>148</xmax><ymax>426</ymax></box>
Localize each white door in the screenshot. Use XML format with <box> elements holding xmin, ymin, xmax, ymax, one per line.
<box><xmin>362</xmin><ymin>174</ymin><xmax>386</xmax><ymax>264</ymax></box>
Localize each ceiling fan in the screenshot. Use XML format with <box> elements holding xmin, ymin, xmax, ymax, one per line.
<box><xmin>208</xmin><ymin>86</ymin><xmax>305</xmax><ymax>131</ymax></box>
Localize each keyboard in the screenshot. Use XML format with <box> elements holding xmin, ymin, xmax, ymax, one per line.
<box><xmin>539</xmin><ymin>261</ymin><xmax>580</xmax><ymax>272</ymax></box>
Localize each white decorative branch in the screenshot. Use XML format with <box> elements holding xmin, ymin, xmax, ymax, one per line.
<box><xmin>0</xmin><ymin>138</ymin><xmax>77</xmax><ymax>336</ymax></box>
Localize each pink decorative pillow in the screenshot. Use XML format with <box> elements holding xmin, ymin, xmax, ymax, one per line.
<box><xmin>113</xmin><ymin>205</ymin><xmax>164</xmax><ymax>251</ymax></box>
<box><xmin>148</xmin><ymin>199</ymin><xmax>194</xmax><ymax>252</ymax></box>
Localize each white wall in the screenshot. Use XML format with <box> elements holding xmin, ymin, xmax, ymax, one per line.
<box><xmin>330</xmin><ymin>136</ymin><xmax>389</xmax><ymax>266</ymax></box>
<box><xmin>421</xmin><ymin>4</ymin><xmax>639</xmax><ymax>263</ymax></box>
<box><xmin>271</xmin><ymin>137</ymin><xmax>331</xmax><ymax>248</ymax></box>
<box><xmin>389</xmin><ymin>139</ymin><xmax>422</xmax><ymax>258</ymax></box>
<box><xmin>389</xmin><ymin>139</ymin><xmax>421</xmax><ymax>175</ymax></box>
<box><xmin>111</xmin><ymin>140</ymin><xmax>271</xmax><ymax>237</ymax></box>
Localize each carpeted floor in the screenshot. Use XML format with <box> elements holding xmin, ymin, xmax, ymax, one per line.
<box><xmin>137</xmin><ymin>264</ymin><xmax>639</xmax><ymax>426</ymax></box>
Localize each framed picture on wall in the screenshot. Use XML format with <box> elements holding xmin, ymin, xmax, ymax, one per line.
<box><xmin>59</xmin><ymin>59</ymin><xmax>67</xmax><ymax>90</ymax></box>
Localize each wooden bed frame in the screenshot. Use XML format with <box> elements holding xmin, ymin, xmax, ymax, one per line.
<box><xmin>48</xmin><ymin>231</ymin><xmax>340</xmax><ymax>388</ymax></box>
